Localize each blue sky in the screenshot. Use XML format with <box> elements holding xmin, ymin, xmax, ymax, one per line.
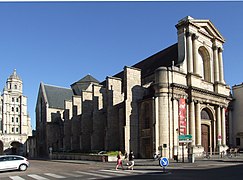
<box><xmin>0</xmin><ymin>1</ymin><xmax>242</xmax><ymax>130</ymax></box>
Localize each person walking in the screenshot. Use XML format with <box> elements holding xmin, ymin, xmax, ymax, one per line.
<box><xmin>128</xmin><ymin>151</ymin><xmax>135</xmax><ymax>170</ymax></box>
<box><xmin>115</xmin><ymin>151</ymin><xmax>124</xmax><ymax>170</ymax></box>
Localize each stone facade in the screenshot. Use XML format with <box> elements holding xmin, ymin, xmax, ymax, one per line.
<box><xmin>36</xmin><ymin>82</ymin><xmax>73</xmax><ymax>157</ymax></box>
<box><xmin>231</xmin><ymin>84</ymin><xmax>243</xmax><ymax>149</ymax></box>
<box><xmin>0</xmin><ymin>69</ymin><xmax>32</xmax><ymax>155</ymax></box>
<box><xmin>35</xmin><ymin>16</ymin><xmax>231</xmax><ymax>159</ymax></box>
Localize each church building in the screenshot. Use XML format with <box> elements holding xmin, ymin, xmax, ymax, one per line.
<box><xmin>0</xmin><ymin>69</ymin><xmax>32</xmax><ymax>155</ymax></box>
<box><xmin>36</xmin><ymin>16</ymin><xmax>231</xmax><ymax>159</ymax></box>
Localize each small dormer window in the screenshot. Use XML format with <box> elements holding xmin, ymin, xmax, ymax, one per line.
<box><xmin>15</xmin><ymin>85</ymin><xmax>17</xmax><ymax>89</ymax></box>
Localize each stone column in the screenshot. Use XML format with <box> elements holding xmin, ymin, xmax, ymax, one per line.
<box><xmin>216</xmin><ymin>106</ymin><xmax>222</xmax><ymax>146</ymax></box>
<box><xmin>195</xmin><ymin>101</ymin><xmax>201</xmax><ymax>146</ymax></box>
<box><xmin>213</xmin><ymin>118</ymin><xmax>217</xmax><ymax>151</ymax></box>
<box><xmin>158</xmin><ymin>95</ymin><xmax>169</xmax><ymax>157</ymax></box>
<box><xmin>154</xmin><ymin>97</ymin><xmax>160</xmax><ymax>155</ymax></box>
<box><xmin>192</xmin><ymin>34</ymin><xmax>199</xmax><ymax>75</ymax></box>
<box><xmin>169</xmin><ymin>97</ymin><xmax>173</xmax><ymax>158</ymax></box>
<box><xmin>172</xmin><ymin>98</ymin><xmax>179</xmax><ymax>157</ymax></box>
<box><xmin>221</xmin><ymin>107</ymin><xmax>226</xmax><ymax>146</ymax></box>
<box><xmin>189</xmin><ymin>100</ymin><xmax>195</xmax><ymax>146</ymax></box>
<box><xmin>213</xmin><ymin>45</ymin><xmax>219</xmax><ymax>82</ymax></box>
<box><xmin>218</xmin><ymin>47</ymin><xmax>225</xmax><ymax>84</ymax></box>
<box><xmin>186</xmin><ymin>32</ymin><xmax>193</xmax><ymax>73</ymax></box>
<box><xmin>155</xmin><ymin>67</ymin><xmax>170</xmax><ymax>157</ymax></box>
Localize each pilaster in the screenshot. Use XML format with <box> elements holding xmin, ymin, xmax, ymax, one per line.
<box><xmin>221</xmin><ymin>107</ymin><xmax>226</xmax><ymax>146</ymax></box>
<box><xmin>189</xmin><ymin>100</ymin><xmax>195</xmax><ymax>146</ymax></box>
<box><xmin>218</xmin><ymin>47</ymin><xmax>225</xmax><ymax>84</ymax></box>
<box><xmin>216</xmin><ymin>106</ymin><xmax>222</xmax><ymax>146</ymax></box>
<box><xmin>195</xmin><ymin>101</ymin><xmax>201</xmax><ymax>146</ymax></box>
<box><xmin>186</xmin><ymin>32</ymin><xmax>193</xmax><ymax>73</ymax></box>
<box><xmin>192</xmin><ymin>34</ymin><xmax>199</xmax><ymax>75</ymax></box>
<box><xmin>213</xmin><ymin>45</ymin><xmax>219</xmax><ymax>82</ymax></box>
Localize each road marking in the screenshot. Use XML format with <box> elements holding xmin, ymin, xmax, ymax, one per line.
<box><xmin>44</xmin><ymin>173</ymin><xmax>66</xmax><ymax>178</ymax></box>
<box><xmin>75</xmin><ymin>170</ymin><xmax>112</xmax><ymax>178</ymax></box>
<box><xmin>9</xmin><ymin>176</ymin><xmax>25</xmax><ymax>180</ymax></box>
<box><xmin>127</xmin><ymin>169</ymin><xmax>156</xmax><ymax>174</ymax></box>
<box><xmin>103</xmin><ymin>169</ymin><xmax>134</xmax><ymax>174</ymax></box>
<box><xmin>101</xmin><ymin>169</ymin><xmax>150</xmax><ymax>174</ymax></box>
<box><xmin>100</xmin><ymin>169</ymin><xmax>134</xmax><ymax>175</ymax></box>
<box><xmin>28</xmin><ymin>174</ymin><xmax>49</xmax><ymax>180</ymax></box>
<box><xmin>101</xmin><ymin>169</ymin><xmax>157</xmax><ymax>174</ymax></box>
<box><xmin>96</xmin><ymin>170</ymin><xmax>126</xmax><ymax>176</ymax></box>
<box><xmin>61</xmin><ymin>172</ymin><xmax>84</xmax><ymax>177</ymax></box>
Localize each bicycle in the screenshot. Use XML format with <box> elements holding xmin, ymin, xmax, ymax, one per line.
<box><xmin>153</xmin><ymin>153</ymin><xmax>161</xmax><ymax>161</ymax></box>
<box><xmin>203</xmin><ymin>151</ymin><xmax>211</xmax><ymax>159</ymax></box>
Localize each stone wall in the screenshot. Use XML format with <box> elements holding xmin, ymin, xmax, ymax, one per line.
<box><xmin>52</xmin><ymin>152</ymin><xmax>108</xmax><ymax>162</ymax></box>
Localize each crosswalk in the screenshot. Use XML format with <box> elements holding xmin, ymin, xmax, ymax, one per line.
<box><xmin>6</xmin><ymin>169</ymin><xmax>154</xmax><ymax>180</ymax></box>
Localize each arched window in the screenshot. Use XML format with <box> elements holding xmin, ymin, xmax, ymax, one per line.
<box><xmin>201</xmin><ymin>108</ymin><xmax>213</xmax><ymax>120</ymax></box>
<box><xmin>198</xmin><ymin>47</ymin><xmax>211</xmax><ymax>82</ymax></box>
<box><xmin>198</xmin><ymin>52</ymin><xmax>204</xmax><ymax>78</ymax></box>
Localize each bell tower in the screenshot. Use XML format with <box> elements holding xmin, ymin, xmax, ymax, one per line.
<box><xmin>5</xmin><ymin>69</ymin><xmax>23</xmax><ymax>94</ymax></box>
<box><xmin>0</xmin><ymin>69</ymin><xmax>32</xmax><ymax>155</ymax></box>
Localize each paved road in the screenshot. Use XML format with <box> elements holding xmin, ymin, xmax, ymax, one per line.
<box><xmin>0</xmin><ymin>155</ymin><xmax>243</xmax><ymax>180</ymax></box>
<box><xmin>0</xmin><ymin>159</ymin><xmax>158</xmax><ymax>180</ymax></box>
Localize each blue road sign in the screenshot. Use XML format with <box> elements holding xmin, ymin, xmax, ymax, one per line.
<box><xmin>159</xmin><ymin>157</ymin><xmax>169</xmax><ymax>167</ymax></box>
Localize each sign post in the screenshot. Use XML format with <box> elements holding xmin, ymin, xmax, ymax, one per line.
<box><xmin>159</xmin><ymin>157</ymin><xmax>169</xmax><ymax>173</ymax></box>
<box><xmin>179</xmin><ymin>134</ymin><xmax>192</xmax><ymax>163</ymax></box>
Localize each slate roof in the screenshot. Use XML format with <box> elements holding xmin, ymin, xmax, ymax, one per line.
<box><xmin>76</xmin><ymin>74</ymin><xmax>100</xmax><ymax>84</ymax></box>
<box><xmin>70</xmin><ymin>75</ymin><xmax>100</xmax><ymax>95</ymax></box>
<box><xmin>114</xmin><ymin>43</ymin><xmax>178</xmax><ymax>79</ymax></box>
<box><xmin>43</xmin><ymin>84</ymin><xmax>73</xmax><ymax>109</ymax></box>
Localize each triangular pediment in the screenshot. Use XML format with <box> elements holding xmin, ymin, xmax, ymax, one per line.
<box><xmin>190</xmin><ymin>19</ymin><xmax>225</xmax><ymax>42</ymax></box>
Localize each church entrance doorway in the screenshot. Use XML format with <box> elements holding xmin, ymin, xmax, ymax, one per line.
<box><xmin>201</xmin><ymin>124</ymin><xmax>210</xmax><ymax>152</ymax></box>
<box><xmin>201</xmin><ymin>108</ymin><xmax>214</xmax><ymax>153</ymax></box>
<box><xmin>141</xmin><ymin>137</ymin><xmax>152</xmax><ymax>158</ymax></box>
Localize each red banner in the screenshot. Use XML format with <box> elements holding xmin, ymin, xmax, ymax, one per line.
<box><xmin>179</xmin><ymin>98</ymin><xmax>187</xmax><ymax>135</ymax></box>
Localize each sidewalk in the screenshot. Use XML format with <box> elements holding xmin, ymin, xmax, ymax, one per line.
<box><xmin>136</xmin><ymin>154</ymin><xmax>243</xmax><ymax>169</ymax></box>
<box><xmin>50</xmin><ymin>154</ymin><xmax>243</xmax><ymax>171</ymax></box>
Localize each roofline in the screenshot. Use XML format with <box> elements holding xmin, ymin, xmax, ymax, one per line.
<box><xmin>42</xmin><ymin>82</ymin><xmax>72</xmax><ymax>90</ymax></box>
<box><xmin>40</xmin><ymin>82</ymin><xmax>49</xmax><ymax>106</ymax></box>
